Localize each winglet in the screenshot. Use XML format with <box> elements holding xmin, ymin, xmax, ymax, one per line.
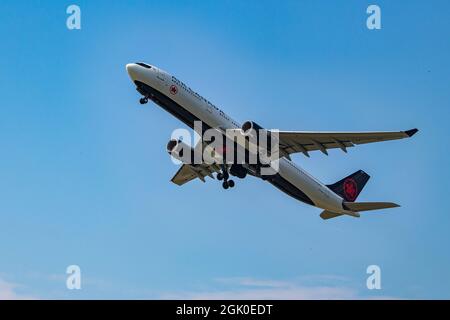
<box><xmin>405</xmin><ymin>128</ymin><xmax>419</xmax><ymax>137</ymax></box>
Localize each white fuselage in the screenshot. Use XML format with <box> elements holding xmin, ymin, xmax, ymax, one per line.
<box><xmin>126</xmin><ymin>63</ymin><xmax>346</xmax><ymax>213</ymax></box>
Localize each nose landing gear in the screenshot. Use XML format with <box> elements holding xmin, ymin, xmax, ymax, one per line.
<box><xmin>139</xmin><ymin>97</ymin><xmax>148</xmax><ymax>104</ymax></box>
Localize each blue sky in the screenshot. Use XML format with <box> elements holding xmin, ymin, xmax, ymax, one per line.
<box><xmin>0</xmin><ymin>0</ymin><xmax>449</xmax><ymax>299</ymax></box>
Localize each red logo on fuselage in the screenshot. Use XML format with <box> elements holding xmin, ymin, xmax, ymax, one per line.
<box><xmin>170</xmin><ymin>85</ymin><xmax>178</xmax><ymax>95</ymax></box>
<box><xmin>216</xmin><ymin>146</ymin><xmax>227</xmax><ymax>155</ymax></box>
<box><xmin>343</xmin><ymin>178</ymin><xmax>358</xmax><ymax>201</ymax></box>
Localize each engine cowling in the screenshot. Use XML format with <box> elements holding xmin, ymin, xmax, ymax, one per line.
<box><xmin>241</xmin><ymin>121</ymin><xmax>278</xmax><ymax>157</ymax></box>
<box><xmin>241</xmin><ymin>121</ymin><xmax>264</xmax><ymax>137</ymax></box>
<box><xmin>229</xmin><ymin>164</ymin><xmax>248</xmax><ymax>179</ymax></box>
<box><xmin>167</xmin><ymin>139</ymin><xmax>195</xmax><ymax>164</ymax></box>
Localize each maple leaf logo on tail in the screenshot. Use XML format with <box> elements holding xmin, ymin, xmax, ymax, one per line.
<box><xmin>327</xmin><ymin>170</ymin><xmax>370</xmax><ymax>202</ymax></box>
<box><xmin>343</xmin><ymin>178</ymin><xmax>358</xmax><ymax>201</ymax></box>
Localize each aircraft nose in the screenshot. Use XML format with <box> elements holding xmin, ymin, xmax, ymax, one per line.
<box><xmin>126</xmin><ymin>63</ymin><xmax>138</xmax><ymax>79</ymax></box>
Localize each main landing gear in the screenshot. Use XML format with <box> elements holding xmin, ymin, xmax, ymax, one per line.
<box><xmin>139</xmin><ymin>97</ymin><xmax>148</xmax><ymax>104</ymax></box>
<box><xmin>217</xmin><ymin>166</ymin><xmax>235</xmax><ymax>190</ymax></box>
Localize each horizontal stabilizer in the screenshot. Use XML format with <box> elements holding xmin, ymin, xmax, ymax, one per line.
<box><xmin>343</xmin><ymin>201</ymin><xmax>400</xmax><ymax>212</ymax></box>
<box><xmin>319</xmin><ymin>210</ymin><xmax>360</xmax><ymax>220</ymax></box>
<box><xmin>320</xmin><ymin>211</ymin><xmax>344</xmax><ymax>220</ymax></box>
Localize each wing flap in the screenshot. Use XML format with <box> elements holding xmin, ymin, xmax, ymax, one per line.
<box><xmin>170</xmin><ymin>163</ymin><xmax>220</xmax><ymax>186</ymax></box>
<box><xmin>171</xmin><ymin>165</ymin><xmax>198</xmax><ymax>186</ymax></box>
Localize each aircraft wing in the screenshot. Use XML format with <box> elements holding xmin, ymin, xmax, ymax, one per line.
<box><xmin>171</xmin><ymin>163</ymin><xmax>221</xmax><ymax>186</ymax></box>
<box><xmin>277</xmin><ymin>128</ymin><xmax>418</xmax><ymax>157</ymax></box>
<box><xmin>170</xmin><ymin>137</ymin><xmax>224</xmax><ymax>186</ymax></box>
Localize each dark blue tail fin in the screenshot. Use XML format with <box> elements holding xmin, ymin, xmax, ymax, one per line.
<box><xmin>327</xmin><ymin>170</ymin><xmax>370</xmax><ymax>202</ymax></box>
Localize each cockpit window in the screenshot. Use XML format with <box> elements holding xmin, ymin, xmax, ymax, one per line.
<box><xmin>136</xmin><ymin>62</ymin><xmax>151</xmax><ymax>69</ymax></box>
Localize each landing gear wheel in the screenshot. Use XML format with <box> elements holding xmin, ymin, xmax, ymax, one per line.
<box><xmin>139</xmin><ymin>97</ymin><xmax>148</xmax><ymax>105</ymax></box>
<box><xmin>228</xmin><ymin>180</ymin><xmax>235</xmax><ymax>188</ymax></box>
<box><xmin>222</xmin><ymin>181</ymin><xmax>229</xmax><ymax>189</ymax></box>
<box><xmin>217</xmin><ymin>173</ymin><xmax>224</xmax><ymax>181</ymax></box>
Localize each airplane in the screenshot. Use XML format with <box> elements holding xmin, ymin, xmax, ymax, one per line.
<box><xmin>126</xmin><ymin>62</ymin><xmax>418</xmax><ymax>220</ymax></box>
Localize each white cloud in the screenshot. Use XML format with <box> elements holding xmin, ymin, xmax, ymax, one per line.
<box><xmin>0</xmin><ymin>277</ymin><xmax>35</xmax><ymax>300</ymax></box>
<box><xmin>161</xmin><ymin>276</ymin><xmax>358</xmax><ymax>300</ymax></box>
<box><xmin>160</xmin><ymin>276</ymin><xmax>399</xmax><ymax>300</ymax></box>
<box><xmin>163</xmin><ymin>287</ymin><xmax>356</xmax><ymax>300</ymax></box>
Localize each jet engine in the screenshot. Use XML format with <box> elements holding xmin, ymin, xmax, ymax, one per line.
<box><xmin>166</xmin><ymin>139</ymin><xmax>195</xmax><ymax>164</ymax></box>
<box><xmin>229</xmin><ymin>164</ymin><xmax>248</xmax><ymax>179</ymax></box>
<box><xmin>241</xmin><ymin>120</ymin><xmax>278</xmax><ymax>158</ymax></box>
<box><xmin>241</xmin><ymin>121</ymin><xmax>265</xmax><ymax>138</ymax></box>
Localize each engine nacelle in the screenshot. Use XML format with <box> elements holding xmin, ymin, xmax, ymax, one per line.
<box><xmin>242</xmin><ymin>120</ymin><xmax>276</xmax><ymax>143</ymax></box>
<box><xmin>229</xmin><ymin>164</ymin><xmax>248</xmax><ymax>179</ymax></box>
<box><xmin>241</xmin><ymin>121</ymin><xmax>265</xmax><ymax>137</ymax></box>
<box><xmin>167</xmin><ymin>139</ymin><xmax>195</xmax><ymax>164</ymax></box>
<box><xmin>241</xmin><ymin>121</ymin><xmax>278</xmax><ymax>157</ymax></box>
